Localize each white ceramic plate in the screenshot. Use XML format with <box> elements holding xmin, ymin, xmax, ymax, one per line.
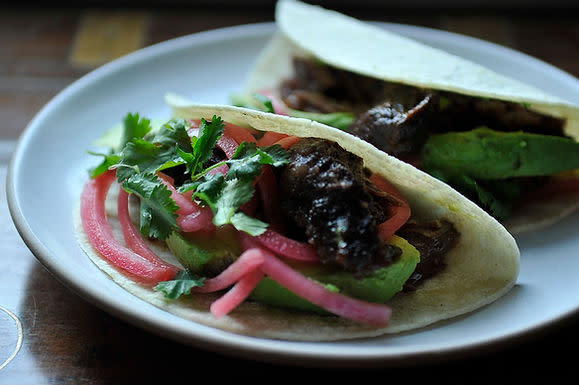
<box><xmin>7</xmin><ymin>22</ymin><xmax>579</xmax><ymax>368</ymax></box>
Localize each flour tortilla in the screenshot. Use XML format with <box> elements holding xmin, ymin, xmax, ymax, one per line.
<box><xmin>243</xmin><ymin>0</ymin><xmax>579</xmax><ymax>234</ymax></box>
<box><xmin>75</xmin><ymin>98</ymin><xmax>519</xmax><ymax>341</ymax></box>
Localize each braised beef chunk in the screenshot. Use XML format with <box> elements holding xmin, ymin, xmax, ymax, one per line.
<box><xmin>279</xmin><ymin>138</ymin><xmax>401</xmax><ymax>277</ymax></box>
<box><xmin>349</xmin><ymin>95</ymin><xmax>434</xmax><ymax>158</ymax></box>
<box><xmin>397</xmin><ymin>219</ymin><xmax>460</xmax><ymax>291</ymax></box>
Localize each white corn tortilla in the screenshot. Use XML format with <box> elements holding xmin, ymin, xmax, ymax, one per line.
<box><xmin>243</xmin><ymin>0</ymin><xmax>579</xmax><ymax>234</ymax></box>
<box><xmin>76</xmin><ymin>98</ymin><xmax>520</xmax><ymax>341</ymax></box>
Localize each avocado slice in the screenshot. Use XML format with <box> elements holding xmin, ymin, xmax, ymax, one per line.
<box><xmin>249</xmin><ymin>235</ymin><xmax>421</xmax><ymax>313</ymax></box>
<box><xmin>422</xmin><ymin>127</ymin><xmax>579</xmax><ymax>180</ymax></box>
<box><xmin>165</xmin><ymin>227</ymin><xmax>241</xmax><ymax>276</ymax></box>
<box><xmin>166</xmin><ymin>231</ymin><xmax>420</xmax><ymax>313</ymax></box>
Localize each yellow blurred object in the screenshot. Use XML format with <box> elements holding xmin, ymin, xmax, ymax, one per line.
<box><xmin>70</xmin><ymin>10</ymin><xmax>148</xmax><ymax>68</ymax></box>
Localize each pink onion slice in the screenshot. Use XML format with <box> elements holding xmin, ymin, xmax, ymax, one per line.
<box><xmin>157</xmin><ymin>172</ymin><xmax>215</xmax><ymax>232</ymax></box>
<box><xmin>117</xmin><ymin>187</ymin><xmax>181</xmax><ymax>273</ymax></box>
<box><xmin>248</xmin><ymin>230</ymin><xmax>318</xmax><ymax>263</ymax></box>
<box><xmin>193</xmin><ymin>248</ymin><xmax>265</xmax><ymax>293</ymax></box>
<box><xmin>258</xmin><ymin>89</ymin><xmax>289</xmax><ymax>116</ymax></box>
<box><xmin>80</xmin><ymin>171</ymin><xmax>178</xmax><ymax>283</ymax></box>
<box><xmin>259</xmin><ymin>249</ymin><xmax>392</xmax><ymax>327</ymax></box>
<box><xmin>209</xmin><ymin>269</ymin><xmax>264</xmax><ymax>318</ymax></box>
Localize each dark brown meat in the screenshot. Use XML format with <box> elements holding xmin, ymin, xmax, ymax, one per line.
<box><xmin>348</xmin><ymin>94</ymin><xmax>434</xmax><ymax>158</ymax></box>
<box><xmin>279</xmin><ymin>138</ymin><xmax>401</xmax><ymax>277</ymax></box>
<box><xmin>280</xmin><ymin>57</ymin><xmax>384</xmax><ymax>113</ymax></box>
<box><xmin>397</xmin><ymin>219</ymin><xmax>460</xmax><ymax>291</ymax></box>
<box><xmin>435</xmin><ymin>92</ymin><xmax>566</xmax><ymax>136</ymax></box>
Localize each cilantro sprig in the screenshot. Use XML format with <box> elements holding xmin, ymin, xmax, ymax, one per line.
<box><xmin>89</xmin><ymin>112</ymin><xmax>290</xmax><ymax>239</ymax></box>
<box><xmin>180</xmin><ymin>141</ymin><xmax>290</xmax><ymax>236</ymax></box>
<box><xmin>154</xmin><ymin>270</ymin><xmax>205</xmax><ymax>299</ymax></box>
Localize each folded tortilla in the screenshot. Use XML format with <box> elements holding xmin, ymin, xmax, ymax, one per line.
<box><xmin>243</xmin><ymin>0</ymin><xmax>579</xmax><ymax>234</ymax></box>
<box><xmin>75</xmin><ymin>97</ymin><xmax>519</xmax><ymax>341</ymax></box>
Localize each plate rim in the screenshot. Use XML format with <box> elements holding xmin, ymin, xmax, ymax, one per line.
<box><xmin>6</xmin><ymin>20</ymin><xmax>579</xmax><ymax>368</ymax></box>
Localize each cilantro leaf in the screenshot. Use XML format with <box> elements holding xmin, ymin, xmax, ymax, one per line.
<box><xmin>252</xmin><ymin>94</ymin><xmax>275</xmax><ymax>113</ymax></box>
<box><xmin>189</xmin><ymin>116</ymin><xmax>226</xmax><ymax>175</ymax></box>
<box><xmin>122</xmin><ymin>173</ymin><xmax>179</xmax><ymax>239</ymax></box>
<box><xmin>212</xmin><ymin>178</ymin><xmax>256</xmax><ymax>227</ymax></box>
<box><xmin>89</xmin><ymin>112</ymin><xmax>152</xmax><ymax>178</ymax></box>
<box><xmin>227</xmin><ymin>142</ymin><xmax>290</xmax><ymax>181</ymax></box>
<box><xmin>230</xmin><ymin>212</ymin><xmax>268</xmax><ymax>236</ymax></box>
<box><xmin>189</xmin><ymin>173</ymin><xmax>226</xmax><ymax>211</ymax></box>
<box><xmin>121</xmin><ymin>113</ymin><xmax>152</xmax><ymax>148</ymax></box>
<box><xmin>154</xmin><ymin>270</ymin><xmax>205</xmax><ymax>299</ymax></box>
<box><xmin>115</xmin><ymin>118</ymin><xmax>192</xmax><ymax>183</ymax></box>
<box><xmin>88</xmin><ymin>151</ymin><xmax>120</xmax><ymax>178</ymax></box>
<box><xmin>230</xmin><ymin>93</ymin><xmax>274</xmax><ymax>113</ymax></box>
<box><xmin>186</xmin><ymin>141</ymin><xmax>290</xmax><ymax>235</ymax></box>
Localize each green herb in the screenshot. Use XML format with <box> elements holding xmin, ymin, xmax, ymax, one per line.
<box><xmin>230</xmin><ymin>93</ymin><xmax>274</xmax><ymax>113</ymax></box>
<box><xmin>154</xmin><ymin>270</ymin><xmax>205</xmax><ymax>299</ymax></box>
<box><xmin>90</xmin><ymin>112</ymin><xmax>152</xmax><ymax>178</ymax></box>
<box><xmin>90</xmin><ymin>112</ymin><xmax>291</xmax><ymax>239</ymax></box>
<box><xmin>88</xmin><ymin>151</ymin><xmax>120</xmax><ymax>178</ymax></box>
<box><xmin>114</xmin><ymin>118</ymin><xmax>192</xmax><ymax>183</ymax></box>
<box><xmin>182</xmin><ymin>116</ymin><xmax>225</xmax><ymax>175</ymax></box>
<box><xmin>252</xmin><ymin>93</ymin><xmax>275</xmax><ymax>113</ymax></box>
<box><xmin>287</xmin><ymin>109</ymin><xmax>355</xmax><ymax>131</ymax></box>
<box><xmin>121</xmin><ymin>113</ymin><xmax>152</xmax><ymax>148</ymax></box>
<box><xmin>122</xmin><ymin>173</ymin><xmax>180</xmax><ymax>240</ymax></box>
<box><xmin>182</xmin><ymin>142</ymin><xmax>291</xmax><ymax>235</ymax></box>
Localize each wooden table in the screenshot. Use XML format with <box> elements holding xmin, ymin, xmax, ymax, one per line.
<box><xmin>1</xmin><ymin>5</ymin><xmax>578</xmax><ymax>382</ymax></box>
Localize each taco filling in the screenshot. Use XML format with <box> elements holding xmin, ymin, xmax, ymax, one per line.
<box><xmin>81</xmin><ymin>113</ymin><xmax>459</xmax><ymax>326</ymax></box>
<box><xmin>237</xmin><ymin>56</ymin><xmax>579</xmax><ymax>223</ymax></box>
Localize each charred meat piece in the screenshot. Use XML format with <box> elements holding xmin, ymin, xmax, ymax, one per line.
<box><xmin>279</xmin><ymin>138</ymin><xmax>401</xmax><ymax>277</ymax></box>
<box><xmin>397</xmin><ymin>219</ymin><xmax>460</xmax><ymax>291</ymax></box>
<box><xmin>348</xmin><ymin>94</ymin><xmax>434</xmax><ymax>158</ymax></box>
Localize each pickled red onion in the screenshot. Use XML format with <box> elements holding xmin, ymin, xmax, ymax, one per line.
<box><xmin>258</xmin><ymin>248</ymin><xmax>391</xmax><ymax>327</ymax></box>
<box><xmin>157</xmin><ymin>172</ymin><xmax>215</xmax><ymax>232</ymax></box>
<box><xmin>117</xmin><ymin>187</ymin><xmax>180</xmax><ymax>273</ymax></box>
<box><xmin>250</xmin><ymin>230</ymin><xmax>318</xmax><ymax>262</ymax></box>
<box><xmin>80</xmin><ymin>171</ymin><xmax>178</xmax><ymax>283</ymax></box>
<box><xmin>193</xmin><ymin>248</ymin><xmax>265</xmax><ymax>293</ymax></box>
<box><xmin>209</xmin><ymin>269</ymin><xmax>264</xmax><ymax>318</ymax></box>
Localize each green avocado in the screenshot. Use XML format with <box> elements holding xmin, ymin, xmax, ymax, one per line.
<box><xmin>249</xmin><ymin>235</ymin><xmax>421</xmax><ymax>313</ymax></box>
<box><xmin>165</xmin><ymin>227</ymin><xmax>241</xmax><ymax>276</ymax></box>
<box><xmin>421</xmin><ymin>127</ymin><xmax>579</xmax><ymax>180</ymax></box>
<box><xmin>166</xmin><ymin>230</ymin><xmax>420</xmax><ymax>313</ymax></box>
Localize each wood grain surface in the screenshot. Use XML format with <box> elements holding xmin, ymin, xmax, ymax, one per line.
<box><xmin>1</xmin><ymin>4</ymin><xmax>577</xmax><ymax>384</ymax></box>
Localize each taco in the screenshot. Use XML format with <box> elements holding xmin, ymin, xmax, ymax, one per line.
<box><xmin>75</xmin><ymin>98</ymin><xmax>519</xmax><ymax>341</ymax></box>
<box><xmin>235</xmin><ymin>0</ymin><xmax>579</xmax><ymax>234</ymax></box>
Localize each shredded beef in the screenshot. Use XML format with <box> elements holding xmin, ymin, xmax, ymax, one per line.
<box><xmin>279</xmin><ymin>138</ymin><xmax>401</xmax><ymax>277</ymax></box>
<box><xmin>397</xmin><ymin>219</ymin><xmax>460</xmax><ymax>291</ymax></box>
<box><xmin>348</xmin><ymin>94</ymin><xmax>434</xmax><ymax>158</ymax></box>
